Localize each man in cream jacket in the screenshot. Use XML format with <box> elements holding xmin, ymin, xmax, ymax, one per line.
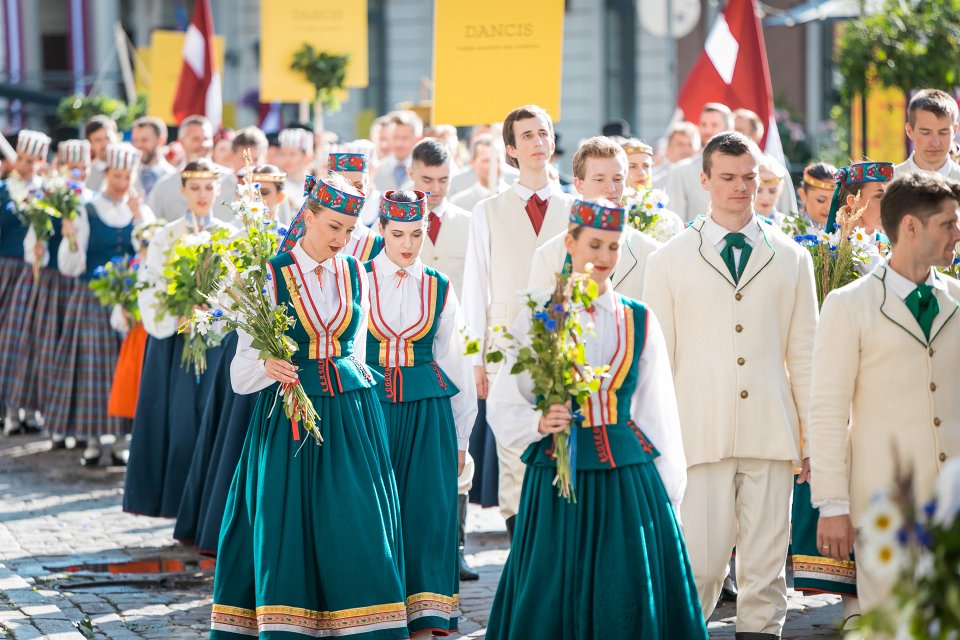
<box><xmin>643</xmin><ymin>131</ymin><xmax>818</xmax><ymax>639</ymax></box>
<box><xmin>462</xmin><ymin>105</ymin><xmax>574</xmax><ymax>538</ymax></box>
<box><xmin>527</xmin><ymin>136</ymin><xmax>659</xmax><ymax>300</ymax></box>
<box><xmin>406</xmin><ymin>138</ymin><xmax>471</xmax><ymax>295</ymax></box>
<box><xmin>809</xmin><ymin>171</ymin><xmax>960</xmax><ymax>611</ymax></box>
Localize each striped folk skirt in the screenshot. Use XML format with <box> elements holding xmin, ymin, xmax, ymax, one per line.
<box><xmin>0</xmin><ymin>266</ymin><xmax>75</xmax><ymax>412</ymax></box>
<box><xmin>45</xmin><ymin>286</ymin><xmax>128</xmax><ymax>438</ymax></box>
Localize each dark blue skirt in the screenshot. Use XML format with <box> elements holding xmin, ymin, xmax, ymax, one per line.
<box><xmin>122</xmin><ymin>334</ymin><xmax>224</xmax><ymax>518</ymax></box>
<box><xmin>467</xmin><ymin>399</ymin><xmax>500</xmax><ymax>507</ymax></box>
<box><xmin>174</xmin><ymin>332</ymin><xmax>257</xmax><ymax>554</ymax></box>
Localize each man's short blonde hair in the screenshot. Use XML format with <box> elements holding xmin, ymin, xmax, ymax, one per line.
<box><xmin>572</xmin><ymin>136</ymin><xmax>628</xmax><ymax>181</ymax></box>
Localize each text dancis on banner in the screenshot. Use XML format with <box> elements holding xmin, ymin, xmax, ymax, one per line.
<box><xmin>432</xmin><ymin>0</ymin><xmax>564</xmax><ymax>126</ymax></box>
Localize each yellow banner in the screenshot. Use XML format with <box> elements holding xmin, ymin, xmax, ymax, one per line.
<box><xmin>146</xmin><ymin>30</ymin><xmax>225</xmax><ymax>126</ymax></box>
<box><xmin>259</xmin><ymin>0</ymin><xmax>369</xmax><ymax>103</ymax></box>
<box><xmin>432</xmin><ymin>0</ymin><xmax>564</xmax><ymax>126</ymax></box>
<box><xmin>851</xmin><ymin>85</ymin><xmax>907</xmax><ymax>163</ymax></box>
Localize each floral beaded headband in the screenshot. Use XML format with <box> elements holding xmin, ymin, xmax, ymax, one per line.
<box><xmin>379</xmin><ymin>190</ymin><xmax>427</xmax><ymax>222</ymax></box>
<box><xmin>181</xmin><ymin>170</ymin><xmax>219</xmax><ymax>180</ymax></box>
<box><xmin>249</xmin><ymin>172</ymin><xmax>286</xmax><ymax>184</ymax></box>
<box><xmin>278</xmin><ymin>175</ymin><xmax>366</xmax><ymax>254</ymax></box>
<box><xmin>826</xmin><ymin>161</ymin><xmax>894</xmax><ymax>231</ymax></box>
<box><xmin>303</xmin><ymin>174</ymin><xmax>365</xmax><ymax>216</ymax></box>
<box><xmin>569</xmin><ymin>199</ymin><xmax>626</xmax><ymax>232</ymax></box>
<box><xmin>328</xmin><ymin>152</ymin><xmax>368</xmax><ymax>174</ymax></box>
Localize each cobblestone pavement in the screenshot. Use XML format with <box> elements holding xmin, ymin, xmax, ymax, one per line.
<box><xmin>0</xmin><ymin>433</ymin><xmax>844</xmax><ymax>639</ymax></box>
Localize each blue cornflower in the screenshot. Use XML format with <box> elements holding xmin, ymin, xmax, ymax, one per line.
<box><xmin>534</xmin><ymin>311</ymin><xmax>548</xmax><ymax>322</ymax></box>
<box><xmin>953</xmin><ymin>256</ymin><xmax>960</xmax><ymax>266</ymax></box>
<box><xmin>278</xmin><ymin>227</ymin><xmax>288</xmax><ymax>236</ymax></box>
<box><xmin>262</xmin><ymin>287</ymin><xmax>268</xmax><ymax>295</ymax></box>
<box><xmin>896</xmin><ymin>527</ymin><xmax>909</xmax><ymax>546</ymax></box>
<box><xmin>110</xmin><ymin>255</ymin><xmax>125</xmax><ymax>265</ymax></box>
<box><xmin>124</xmin><ymin>276</ymin><xmax>135</xmax><ymax>287</ymax></box>
<box><xmin>552</xmin><ymin>303</ymin><xmax>565</xmax><ymax>314</ymax></box>
<box><xmin>265</xmin><ymin>271</ymin><xmax>273</xmax><ymax>281</ymax></box>
<box><xmin>212</xmin><ymin>309</ymin><xmax>224</xmax><ymax>319</ymax></box>
<box><xmin>915</xmin><ymin>522</ymin><xmax>933</xmax><ymax>548</ymax></box>
<box><xmin>132</xmin><ymin>263</ymin><xmax>140</xmax><ymax>271</ymax></box>
<box><xmin>656</xmin><ymin>202</ymin><xmax>664</xmax><ymax>209</ymax></box>
<box><xmin>923</xmin><ymin>499</ymin><xmax>937</xmax><ymax>519</ymax></box>
<box><xmin>93</xmin><ymin>265</ymin><xmax>107</xmax><ymax>278</ymax></box>
<box><xmin>544</xmin><ymin>318</ymin><xmax>558</xmax><ymax>331</ymax></box>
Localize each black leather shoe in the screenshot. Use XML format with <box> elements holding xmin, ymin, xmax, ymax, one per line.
<box><xmin>459</xmin><ymin>550</ymin><xmax>479</xmax><ymax>581</ymax></box>
<box><xmin>457</xmin><ymin>495</ymin><xmax>479</xmax><ymax>580</ymax></box>
<box><xmin>720</xmin><ymin>574</ymin><xmax>738</xmax><ymax>602</ymax></box>
<box><xmin>505</xmin><ymin>515</ymin><xmax>517</xmax><ymax>541</ymax></box>
<box><xmin>80</xmin><ymin>444</ymin><xmax>102</xmax><ymax>467</ymax></box>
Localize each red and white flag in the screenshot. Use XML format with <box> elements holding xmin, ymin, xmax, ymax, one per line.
<box><xmin>676</xmin><ymin>0</ymin><xmax>777</xmax><ymax>152</ymax></box>
<box><xmin>172</xmin><ymin>0</ymin><xmax>221</xmax><ymax>128</ymax></box>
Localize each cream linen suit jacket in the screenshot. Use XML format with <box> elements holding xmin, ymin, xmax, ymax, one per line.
<box><xmin>643</xmin><ymin>216</ymin><xmax>818</xmax><ymax>467</ymax></box>
<box><xmin>808</xmin><ymin>265</ymin><xmax>960</xmax><ymax>523</ymax></box>
<box><xmin>421</xmin><ymin>201</ymin><xmax>471</xmax><ymax>295</ymax></box>
<box><xmin>526</xmin><ymin>226</ymin><xmax>660</xmax><ymax>300</ymax></box>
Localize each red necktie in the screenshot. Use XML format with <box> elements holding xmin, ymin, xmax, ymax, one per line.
<box><xmin>525</xmin><ymin>193</ymin><xmax>548</xmax><ymax>235</ymax></box>
<box><xmin>428</xmin><ymin>212</ymin><xmax>441</xmax><ymax>245</ymax></box>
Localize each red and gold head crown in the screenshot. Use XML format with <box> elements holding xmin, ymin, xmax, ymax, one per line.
<box><xmin>303</xmin><ymin>174</ymin><xmax>365</xmax><ymax>216</ymax></box>
<box><xmin>328</xmin><ymin>152</ymin><xmax>368</xmax><ymax>174</ymax></box>
<box><xmin>379</xmin><ymin>190</ymin><xmax>427</xmax><ymax>222</ymax></box>
<box><xmin>569</xmin><ymin>199</ymin><xmax>626</xmax><ymax>232</ymax></box>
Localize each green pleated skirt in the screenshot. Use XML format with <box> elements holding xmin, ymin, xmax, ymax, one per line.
<box><xmin>486</xmin><ymin>461</ymin><xmax>708</xmax><ymax>640</ymax></box>
<box><xmin>790</xmin><ymin>477</ymin><xmax>857</xmax><ymax>597</ymax></box>
<box><xmin>381</xmin><ymin>397</ymin><xmax>459</xmax><ymax>636</ymax></box>
<box><xmin>210</xmin><ymin>384</ymin><xmax>409</xmax><ymax>640</ymax></box>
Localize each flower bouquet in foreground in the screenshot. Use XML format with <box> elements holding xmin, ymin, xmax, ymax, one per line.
<box><xmin>622</xmin><ymin>187</ymin><xmax>668</xmax><ymax>236</ymax></box>
<box><xmin>158</xmin><ymin>227</ymin><xmax>232</xmax><ymax>375</ymax></box>
<box><xmin>485</xmin><ymin>269</ymin><xmax>608</xmax><ymax>503</ymax></box>
<box><xmin>17</xmin><ymin>174</ymin><xmax>84</xmax><ymax>280</ymax></box>
<box><xmin>847</xmin><ymin>459</ymin><xmax>960</xmax><ymax>639</ymax></box>
<box><xmin>792</xmin><ymin>195</ymin><xmax>885</xmax><ymax>307</ymax></box>
<box><xmin>89</xmin><ymin>255</ymin><xmax>140</xmax><ymax>329</ymax></box>
<box><xmin>202</xmin><ymin>256</ymin><xmax>322</xmax><ymax>445</ymax></box>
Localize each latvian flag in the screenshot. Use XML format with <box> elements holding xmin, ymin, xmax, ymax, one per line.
<box><xmin>172</xmin><ymin>0</ymin><xmax>221</xmax><ymax>128</ymax></box>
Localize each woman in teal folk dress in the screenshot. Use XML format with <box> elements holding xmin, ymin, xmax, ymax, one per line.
<box><xmin>210</xmin><ymin>173</ymin><xmax>408</xmax><ymax>640</ymax></box>
<box><xmin>365</xmin><ymin>190</ymin><xmax>477</xmax><ymax>637</ymax></box>
<box><xmin>485</xmin><ymin>199</ymin><xmax>707</xmax><ymax>640</ymax></box>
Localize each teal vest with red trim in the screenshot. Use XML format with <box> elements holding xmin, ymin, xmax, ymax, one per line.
<box><xmin>522</xmin><ymin>296</ymin><xmax>661</xmax><ymax>471</ymax></box>
<box><xmin>269</xmin><ymin>251</ymin><xmax>381</xmax><ymax>397</ymax></box>
<box><xmin>364</xmin><ymin>261</ymin><xmax>459</xmax><ymax>403</ymax></box>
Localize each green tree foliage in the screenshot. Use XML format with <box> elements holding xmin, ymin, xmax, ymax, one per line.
<box><xmin>837</xmin><ymin>0</ymin><xmax>960</xmax><ymax>105</ymax></box>
<box><xmin>56</xmin><ymin>93</ymin><xmax>147</xmax><ymax>130</ymax></box>
<box><xmin>290</xmin><ymin>44</ymin><xmax>349</xmax><ymax>112</ymax></box>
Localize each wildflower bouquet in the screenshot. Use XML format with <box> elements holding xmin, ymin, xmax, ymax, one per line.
<box><xmin>622</xmin><ymin>187</ymin><xmax>668</xmax><ymax>236</ymax></box>
<box><xmin>793</xmin><ymin>195</ymin><xmax>884</xmax><ymax>307</ymax></box>
<box><xmin>939</xmin><ymin>249</ymin><xmax>960</xmax><ymax>280</ymax></box>
<box><xmin>158</xmin><ymin>226</ymin><xmax>232</xmax><ymax>375</ymax></box>
<box><xmin>89</xmin><ymin>255</ymin><xmax>141</xmax><ymax>327</ymax></box>
<box><xmin>200</xmin><ymin>255</ymin><xmax>322</xmax><ymax>445</ymax></box>
<box><xmin>847</xmin><ymin>461</ymin><xmax>960</xmax><ymax>639</ymax></box>
<box><xmin>486</xmin><ymin>269</ymin><xmax>608</xmax><ymax>503</ymax></box>
<box><xmin>17</xmin><ymin>175</ymin><xmax>84</xmax><ymax>280</ymax></box>
<box><xmin>38</xmin><ymin>173</ymin><xmax>85</xmax><ymax>251</ymax></box>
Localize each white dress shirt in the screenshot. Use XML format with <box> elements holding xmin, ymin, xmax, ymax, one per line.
<box><xmin>702</xmin><ymin>213</ymin><xmax>762</xmax><ymax>265</ymax></box>
<box><xmin>367</xmin><ymin>252</ymin><xmax>478</xmax><ymax>449</ymax></box>
<box><xmin>342</xmin><ymin>221</ymin><xmax>380</xmax><ymax>259</ymax></box>
<box><xmin>230</xmin><ymin>241</ymin><xmax>371</xmax><ymax>395</ymax></box>
<box><xmin>462</xmin><ymin>181</ymin><xmax>565</xmax><ymax>363</ymax></box>
<box><xmin>487</xmin><ymin>284</ymin><xmax>688</xmax><ymax>507</ymax></box>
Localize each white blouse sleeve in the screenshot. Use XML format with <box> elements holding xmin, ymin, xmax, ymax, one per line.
<box><xmin>486</xmin><ymin>309</ymin><xmax>545</xmax><ymax>450</ymax></box>
<box><xmin>137</xmin><ymin>226</ymin><xmax>180</xmax><ymax>338</ymax></box>
<box><xmin>230</xmin><ymin>262</ymin><xmax>278</xmax><ymax>395</ymax></box>
<box><xmin>628</xmin><ymin>309</ymin><xmax>688</xmax><ymax>509</ymax></box>
<box><xmin>433</xmin><ymin>285</ymin><xmax>479</xmax><ymax>450</ymax></box>
<box><xmin>461</xmin><ymin>201</ymin><xmax>492</xmax><ymax>366</ymax></box>
<box><xmin>57</xmin><ymin>206</ymin><xmax>91</xmax><ymax>277</ymax></box>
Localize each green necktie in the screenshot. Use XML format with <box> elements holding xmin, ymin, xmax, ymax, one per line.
<box><xmin>721</xmin><ymin>232</ymin><xmax>752</xmax><ymax>284</ymax></box>
<box><xmin>904</xmin><ymin>283</ymin><xmax>939</xmax><ymax>340</ymax></box>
